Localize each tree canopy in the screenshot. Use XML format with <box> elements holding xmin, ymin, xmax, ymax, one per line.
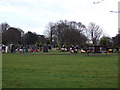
<box><xmin>0</xmin><ymin>20</ymin><xmax>119</xmax><ymax>48</ymax></box>
<box><xmin>45</xmin><ymin>20</ymin><xmax>87</xmax><ymax>46</ymax></box>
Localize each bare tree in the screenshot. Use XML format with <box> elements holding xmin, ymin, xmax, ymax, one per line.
<box><xmin>45</xmin><ymin>20</ymin><xmax>87</xmax><ymax>46</ymax></box>
<box><xmin>87</xmin><ymin>22</ymin><xmax>103</xmax><ymax>45</ymax></box>
<box><xmin>0</xmin><ymin>22</ymin><xmax>10</xmax><ymax>33</ymax></box>
<box><xmin>44</xmin><ymin>22</ymin><xmax>56</xmax><ymax>45</ymax></box>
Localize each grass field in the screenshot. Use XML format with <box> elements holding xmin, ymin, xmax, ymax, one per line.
<box><xmin>2</xmin><ymin>50</ymin><xmax>118</xmax><ymax>88</ymax></box>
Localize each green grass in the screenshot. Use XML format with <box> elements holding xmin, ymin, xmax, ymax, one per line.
<box><xmin>2</xmin><ymin>51</ymin><xmax>118</xmax><ymax>88</ymax></box>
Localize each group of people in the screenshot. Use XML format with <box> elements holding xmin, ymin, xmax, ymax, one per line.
<box><xmin>0</xmin><ymin>44</ymin><xmax>42</xmax><ymax>53</ymax></box>
<box><xmin>1</xmin><ymin>44</ymin><xmax>118</xmax><ymax>54</ymax></box>
<box><xmin>0</xmin><ymin>44</ymin><xmax>80</xmax><ymax>53</ymax></box>
<box><xmin>61</xmin><ymin>45</ymin><xmax>79</xmax><ymax>53</ymax></box>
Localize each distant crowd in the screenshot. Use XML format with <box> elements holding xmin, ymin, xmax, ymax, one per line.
<box><xmin>0</xmin><ymin>44</ymin><xmax>79</xmax><ymax>53</ymax></box>
<box><xmin>0</xmin><ymin>44</ymin><xmax>119</xmax><ymax>54</ymax></box>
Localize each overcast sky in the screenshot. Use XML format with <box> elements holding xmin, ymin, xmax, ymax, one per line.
<box><xmin>0</xmin><ymin>0</ymin><xmax>119</xmax><ymax>37</ymax></box>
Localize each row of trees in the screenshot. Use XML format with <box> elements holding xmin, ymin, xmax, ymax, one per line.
<box><xmin>0</xmin><ymin>20</ymin><xmax>119</xmax><ymax>48</ymax></box>
<box><xmin>1</xmin><ymin>23</ymin><xmax>47</xmax><ymax>46</ymax></box>
<box><xmin>45</xmin><ymin>20</ymin><xmax>119</xmax><ymax>48</ymax></box>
